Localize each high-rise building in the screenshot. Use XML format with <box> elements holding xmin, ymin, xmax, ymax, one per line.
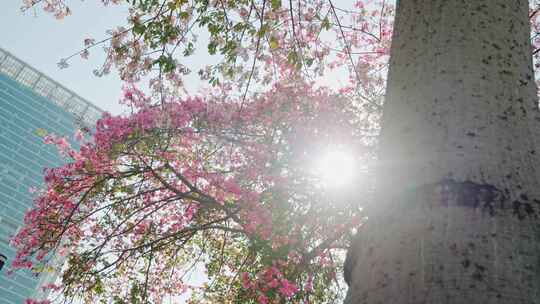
<box><xmin>0</xmin><ymin>47</ymin><xmax>101</xmax><ymax>303</ymax></box>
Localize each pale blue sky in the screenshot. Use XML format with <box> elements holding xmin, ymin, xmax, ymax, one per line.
<box><xmin>1</xmin><ymin>1</ymin><xmax>221</xmax><ymax>116</ymax></box>
<box><xmin>1</xmin><ymin>1</ymin><xmax>130</xmax><ymax>113</ymax></box>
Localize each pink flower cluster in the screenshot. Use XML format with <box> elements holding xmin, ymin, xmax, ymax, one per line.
<box><xmin>242</xmin><ymin>265</ymin><xmax>299</xmax><ymax>302</ymax></box>
<box><xmin>12</xmin><ymin>75</ymin><xmax>367</xmax><ymax>303</ymax></box>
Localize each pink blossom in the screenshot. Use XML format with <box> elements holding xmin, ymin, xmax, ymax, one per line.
<box><xmin>25</xmin><ymin>300</ymin><xmax>51</xmax><ymax>304</ymax></box>
<box><xmin>278</xmin><ymin>279</ymin><xmax>298</xmax><ymax>298</ymax></box>
<box><xmin>241</xmin><ymin>272</ymin><xmax>252</xmax><ymax>289</ymax></box>
<box><xmin>257</xmin><ymin>294</ymin><xmax>269</xmax><ymax>304</ymax></box>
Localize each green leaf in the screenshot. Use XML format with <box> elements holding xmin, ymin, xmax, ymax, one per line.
<box><xmin>322</xmin><ymin>17</ymin><xmax>331</xmax><ymax>30</ymax></box>
<box><xmin>154</xmin><ymin>54</ymin><xmax>176</xmax><ymax>73</ymax></box>
<box><xmin>208</xmin><ymin>41</ymin><xmax>218</xmax><ymax>55</ymax></box>
<box><xmin>94</xmin><ymin>278</ymin><xmax>104</xmax><ymax>295</ymax></box>
<box><xmin>269</xmin><ymin>36</ymin><xmax>279</xmax><ymax>49</ymax></box>
<box><xmin>179</xmin><ymin>11</ymin><xmax>190</xmax><ymax>20</ymax></box>
<box><xmin>129</xmin><ymin>283</ymin><xmax>141</xmax><ymax>304</ymax></box>
<box><xmin>183</xmin><ymin>42</ymin><xmax>195</xmax><ymax>56</ymax></box>
<box><xmin>113</xmin><ymin>296</ymin><xmax>126</xmax><ymax>304</ymax></box>
<box><xmin>35</xmin><ymin>128</ymin><xmax>48</xmax><ymax>137</ymax></box>
<box><xmin>132</xmin><ymin>23</ymin><xmax>146</xmax><ymax>35</ymax></box>
<box><xmin>287</xmin><ymin>51</ymin><xmax>298</xmax><ymax>66</ymax></box>
<box><xmin>271</xmin><ymin>0</ymin><xmax>282</xmax><ymax>10</ymax></box>
<box><xmin>258</xmin><ymin>23</ymin><xmax>269</xmax><ymax>38</ymax></box>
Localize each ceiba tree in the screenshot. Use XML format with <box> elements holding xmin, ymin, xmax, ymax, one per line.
<box><xmin>345</xmin><ymin>0</ymin><xmax>540</xmax><ymax>303</ymax></box>
<box><xmin>9</xmin><ymin>0</ymin><xmax>540</xmax><ymax>303</ymax></box>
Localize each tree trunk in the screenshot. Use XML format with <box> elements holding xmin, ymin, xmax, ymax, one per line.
<box><xmin>344</xmin><ymin>1</ymin><xmax>540</xmax><ymax>303</ymax></box>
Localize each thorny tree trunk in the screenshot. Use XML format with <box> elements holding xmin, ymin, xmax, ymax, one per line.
<box><xmin>344</xmin><ymin>1</ymin><xmax>540</xmax><ymax>303</ymax></box>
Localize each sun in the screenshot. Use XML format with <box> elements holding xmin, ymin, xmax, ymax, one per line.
<box><xmin>314</xmin><ymin>148</ymin><xmax>356</xmax><ymax>189</ymax></box>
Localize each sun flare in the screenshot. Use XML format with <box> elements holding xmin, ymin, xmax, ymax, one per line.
<box><xmin>314</xmin><ymin>148</ymin><xmax>356</xmax><ymax>189</ymax></box>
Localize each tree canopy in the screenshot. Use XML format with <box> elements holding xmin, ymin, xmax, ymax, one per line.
<box><xmin>11</xmin><ymin>0</ymin><xmax>540</xmax><ymax>303</ymax></box>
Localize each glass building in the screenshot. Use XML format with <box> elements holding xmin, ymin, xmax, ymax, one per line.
<box><xmin>0</xmin><ymin>47</ymin><xmax>101</xmax><ymax>303</ymax></box>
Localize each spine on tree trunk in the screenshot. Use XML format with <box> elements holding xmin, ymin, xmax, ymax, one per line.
<box><xmin>345</xmin><ymin>1</ymin><xmax>540</xmax><ymax>303</ymax></box>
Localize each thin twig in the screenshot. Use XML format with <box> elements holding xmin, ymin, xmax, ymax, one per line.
<box><xmin>240</xmin><ymin>0</ymin><xmax>267</xmax><ymax>112</ymax></box>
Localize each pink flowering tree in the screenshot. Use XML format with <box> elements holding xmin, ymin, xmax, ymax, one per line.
<box><xmin>11</xmin><ymin>0</ymin><xmax>540</xmax><ymax>303</ymax></box>
<box><xmin>15</xmin><ymin>82</ymin><xmax>373</xmax><ymax>303</ymax></box>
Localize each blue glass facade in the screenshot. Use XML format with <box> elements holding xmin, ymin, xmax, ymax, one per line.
<box><xmin>0</xmin><ymin>48</ymin><xmax>101</xmax><ymax>303</ymax></box>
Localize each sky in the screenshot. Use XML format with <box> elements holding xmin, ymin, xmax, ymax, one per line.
<box><xmin>1</xmin><ymin>1</ymin><xmax>132</xmax><ymax>114</ymax></box>
<box><xmin>0</xmin><ymin>1</ymin><xmax>223</xmax><ymax>115</ymax></box>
